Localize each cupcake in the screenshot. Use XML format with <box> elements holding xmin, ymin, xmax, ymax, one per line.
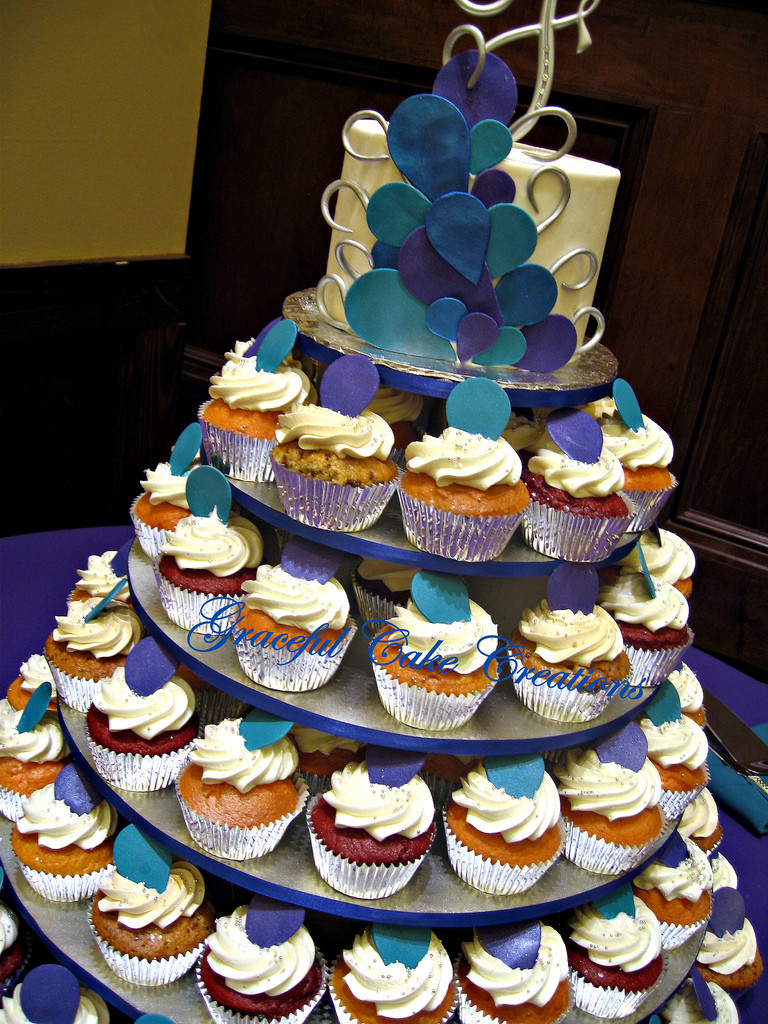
<box><xmin>660</xmin><ymin>971</ymin><xmax>740</xmax><ymax>1024</ymax></box>
<box><xmin>0</xmin><ymin>902</ymin><xmax>28</xmax><ymax>998</ymax></box>
<box><xmin>368</xmin><ymin>571</ymin><xmax>499</xmax><ymax>731</ymax></box>
<box><xmin>11</xmin><ymin>764</ymin><xmax>117</xmax><ymax>901</ymax></box>
<box><xmin>711</xmin><ymin>852</ymin><xmax>738</xmax><ymax>892</ymax></box>
<box><xmin>365</xmin><ymin>385</ymin><xmax>424</xmax><ymax>467</ymax></box>
<box><xmin>199</xmin><ymin>320</ymin><xmax>313</xmax><ymax>481</ymax></box>
<box><xmin>598</xmin><ymin>571</ymin><xmax>693</xmax><ymax>688</ymax></box>
<box><xmin>44</xmin><ymin>596</ymin><xmax>143</xmax><ymax>712</ymax></box>
<box><xmin>521</xmin><ymin>408</ymin><xmax>632</xmax><ymax>562</ymax></box>
<box><xmin>90</xmin><ymin>824</ymin><xmax>215</xmax><ymax>986</ymax></box>
<box><xmin>612</xmin><ymin>527</ymin><xmax>695</xmax><ymax>599</ymax></box>
<box><xmin>352</xmin><ymin>558</ymin><xmax>417</xmax><ymax>623</ymax></box>
<box><xmin>69</xmin><ymin>549</ymin><xmax>131</xmax><ymax>605</ymax></box>
<box><xmin>0</xmin><ymin>691</ymin><xmax>71</xmax><ymax>821</ymax></box>
<box><xmin>4</xmin><ymin>654</ymin><xmax>57</xmax><ymax>714</ymax></box>
<box><xmin>456</xmin><ymin>921</ymin><xmax>571</xmax><ymax>1024</ymax></box>
<box><xmin>197</xmin><ymin>894</ymin><xmax>328</xmax><ymax>1024</ymax></box>
<box><xmin>508</xmin><ymin>563</ymin><xmax>632</xmax><ymax>723</ymax></box>
<box><xmin>85</xmin><ymin>637</ymin><xmax>198</xmax><ymax>792</ymax></box>
<box><xmin>235</xmin><ymin>537</ymin><xmax>356</xmax><ymax>692</ymax></box>
<box><xmin>330</xmin><ymin>923</ymin><xmax>456</xmax><ymax>1024</ymax></box>
<box><xmin>632</xmin><ymin>832</ymin><xmax>714</xmax><ymax>948</ymax></box>
<box><xmin>175</xmin><ymin>662</ymin><xmax>247</xmax><ymax>732</ymax></box>
<box><xmin>639</xmin><ymin>679</ymin><xmax>710</xmax><ymax>816</ymax></box>
<box><xmin>399</xmin><ymin>378</ymin><xmax>529</xmax><ymax>562</ymax></box>
<box><xmin>679</xmin><ymin>788</ymin><xmax>723</xmax><ymax>855</ymax></box>
<box><xmin>553</xmin><ymin>722</ymin><xmax>667</xmax><ymax>874</ymax></box>
<box><xmin>421</xmin><ymin>751</ymin><xmax>482</xmax><ymax>808</ymax></box>
<box><xmin>567</xmin><ymin>887</ymin><xmax>663</xmax><ymax>1018</ymax></box>
<box><xmin>695</xmin><ymin>887</ymin><xmax>763</xmax><ymax>994</ymax></box>
<box><xmin>176</xmin><ymin>710</ymin><xmax>307</xmax><ymax>860</ymax></box>
<box><xmin>307</xmin><ymin>748</ymin><xmax>435</xmax><ymax>899</ymax></box>
<box><xmin>271</xmin><ymin>354</ymin><xmax>398</xmax><ymax>532</ymax></box>
<box><xmin>290</xmin><ymin>725</ymin><xmax>364</xmax><ymax>796</ymax></box>
<box><xmin>444</xmin><ymin>754</ymin><xmax>564</xmax><ymax>895</ymax></box>
<box><xmin>1</xmin><ymin>964</ymin><xmax>110</xmax><ymax>1023</ymax></box>
<box><xmin>669</xmin><ymin>662</ymin><xmax>706</xmax><ymax>726</ymax></box>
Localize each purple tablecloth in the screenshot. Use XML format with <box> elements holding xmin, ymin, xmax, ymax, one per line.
<box><xmin>1</xmin><ymin>526</ymin><xmax>766</xmax><ymax>1021</ymax></box>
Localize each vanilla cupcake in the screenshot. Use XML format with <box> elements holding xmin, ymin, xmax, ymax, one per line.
<box><xmin>614</xmin><ymin>528</ymin><xmax>695</xmax><ymax>599</ymax></box>
<box><xmin>131</xmin><ymin>460</ymin><xmax>195</xmax><ymax>559</ymax></box>
<box><xmin>4</xmin><ymin>655</ymin><xmax>57</xmax><ymax>714</ymax></box>
<box><xmin>711</xmin><ymin>852</ymin><xmax>738</xmax><ymax>892</ymax></box>
<box><xmin>661</xmin><ymin>974</ymin><xmax>739</xmax><ymax>1024</ymax></box>
<box><xmin>353</xmin><ymin>558</ymin><xmax>417</xmax><ymax>622</ymax></box>
<box><xmin>0</xmin><ymin>697</ymin><xmax>70</xmax><ymax>821</ymax></box>
<box><xmin>695</xmin><ymin>888</ymin><xmax>763</xmax><ymax>993</ymax></box>
<box><xmin>633</xmin><ymin>832</ymin><xmax>714</xmax><ymax>947</ymax></box>
<box><xmin>365</xmin><ymin>385</ymin><xmax>424</xmax><ymax>467</ymax></box>
<box><xmin>669</xmin><ymin>662</ymin><xmax>706</xmax><ymax>726</ymax></box>
<box><xmin>290</xmin><ymin>725</ymin><xmax>364</xmax><ymax>796</ymax></box>
<box><xmin>639</xmin><ymin>681</ymin><xmax>710</xmax><ymax>816</ymax></box>
<box><xmin>1</xmin><ymin>965</ymin><xmax>110</xmax><ymax>1023</ymax></box>
<box><xmin>679</xmin><ymin>788</ymin><xmax>723</xmax><ymax>855</ymax></box>
<box><xmin>69</xmin><ymin>550</ymin><xmax>131</xmax><ymax>605</ymax></box>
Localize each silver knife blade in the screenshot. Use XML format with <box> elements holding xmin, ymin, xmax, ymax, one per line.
<box><xmin>702</xmin><ymin>686</ymin><xmax>768</xmax><ymax>768</ymax></box>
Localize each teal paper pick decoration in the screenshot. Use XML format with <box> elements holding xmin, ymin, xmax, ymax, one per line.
<box><xmin>17</xmin><ymin>683</ymin><xmax>53</xmax><ymax>733</ymax></box>
<box><xmin>469</xmin><ymin>119</ymin><xmax>513</xmax><ymax>175</ymax></box>
<box><xmin>186</xmin><ymin>465</ymin><xmax>232</xmax><ymax>523</ymax></box>
<box><xmin>387</xmin><ymin>94</ymin><xmax>470</xmax><ymax>201</ymax></box>
<box><xmin>495</xmin><ymin>263</ymin><xmax>558</xmax><ymax>326</ymax></box>
<box><xmin>411</xmin><ymin>570</ymin><xmax>471</xmax><ymax>624</ymax></box>
<box><xmin>0</xmin><ymin>866</ymin><xmax>4</xmax><ymax>889</ymax></box>
<box><xmin>613</xmin><ymin>378</ymin><xmax>644</xmax><ymax>432</ymax></box>
<box><xmin>427</xmin><ymin>297</ymin><xmax>467</xmax><ymax>341</ymax></box>
<box><xmin>367</xmin><ymin>182</ymin><xmax>430</xmax><ymax>248</ymax></box>
<box><xmin>446</xmin><ymin>377</ymin><xmax>511</xmax><ymax>439</ymax></box>
<box><xmin>134</xmin><ymin>1017</ymin><xmax>177</xmax><ymax>1024</ymax></box>
<box><xmin>426</xmin><ymin>192</ymin><xmax>490</xmax><ymax>286</ymax></box>
<box><xmin>256</xmin><ymin>319</ymin><xmax>298</xmax><ymax>373</ymax></box>
<box><xmin>485</xmin><ymin>753</ymin><xmax>546</xmax><ymax>799</ymax></box>
<box><xmin>168</xmin><ymin>422</ymin><xmax>203</xmax><ymax>476</ymax></box>
<box><xmin>239</xmin><ymin>708</ymin><xmax>293</xmax><ymax>751</ymax></box>
<box><xmin>485</xmin><ymin>204</ymin><xmax>538</xmax><ymax>279</ymax></box>
<box><xmin>645</xmin><ymin>680</ymin><xmax>683</xmax><ymax>726</ymax></box>
<box><xmin>371</xmin><ymin>922</ymin><xmax>432</xmax><ymax>969</ymax></box>
<box><xmin>83</xmin><ymin>578</ymin><xmax>128</xmax><ymax>623</ymax></box>
<box><xmin>635</xmin><ymin>542</ymin><xmax>657</xmax><ymax>599</ymax></box>
<box><xmin>114</xmin><ymin>824</ymin><xmax>173</xmax><ymax>894</ymax></box>
<box><xmin>594</xmin><ymin>884</ymin><xmax>636</xmax><ymax>920</ymax></box>
<box><xmin>472</xmin><ymin>326</ymin><xmax>526</xmax><ymax>367</ymax></box>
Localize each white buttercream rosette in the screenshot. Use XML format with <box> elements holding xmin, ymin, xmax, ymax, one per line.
<box><xmin>454</xmin><ymin>952</ymin><xmax>573</xmax><ymax>1024</ymax></box>
<box><xmin>329</xmin><ymin>954</ymin><xmax>458</xmax><ymax>1024</ymax></box>
<box><xmin>196</xmin><ymin>953</ymin><xmax>329</xmax><ymax>1024</ymax></box>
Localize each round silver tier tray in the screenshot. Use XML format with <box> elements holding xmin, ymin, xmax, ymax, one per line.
<box><xmin>128</xmin><ymin>545</ymin><xmax>654</xmax><ymax>753</ymax></box>
<box><xmin>230</xmin><ymin>478</ymin><xmax>639</xmax><ymax>578</ymax></box>
<box><xmin>284</xmin><ymin>288</ymin><xmax>619</xmax><ymax>406</ymax></box>
<box><xmin>59</xmin><ymin>703</ymin><xmax>677</xmax><ymax>927</ymax></box>
<box><xmin>0</xmin><ymin>815</ymin><xmax>699</xmax><ymax>1024</ymax></box>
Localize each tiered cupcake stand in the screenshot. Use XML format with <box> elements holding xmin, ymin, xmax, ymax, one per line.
<box><xmin>2</xmin><ymin>315</ymin><xmax>706</xmax><ymax>1022</ymax></box>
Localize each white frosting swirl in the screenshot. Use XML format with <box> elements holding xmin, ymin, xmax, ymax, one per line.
<box><xmin>679</xmin><ymin>788</ymin><xmax>719</xmax><ymax>841</ymax></box>
<box><xmin>206</xmin><ymin>906</ymin><xmax>316</xmax><ymax>995</ymax></box>
<box><xmin>160</xmin><ymin>512</ymin><xmax>263</xmax><ymax>577</ymax></box>
<box><xmin>668</xmin><ymin>664</ymin><xmax>704</xmax><ymax>716</ymax></box>
<box><xmin>276</xmin><ymin>406</ymin><xmax>394</xmax><ymax>459</ymax></box>
<box><xmin>356</xmin><ymin>559</ymin><xmax>416</xmax><ymax>594</ymax></box>
<box><xmin>366</xmin><ymin>386</ymin><xmax>423</xmax><ymax>425</ymax></box>
<box><xmin>661</xmin><ymin>978</ymin><xmax>739</xmax><ymax>1024</ymax></box>
<box><xmin>93</xmin><ymin>668</ymin><xmax>195</xmax><ymax>740</ymax></box>
<box><xmin>18</xmin><ymin>654</ymin><xmax>55</xmax><ymax>695</ymax></box>
<box><xmin>140</xmin><ymin>461</ymin><xmax>191</xmax><ymax>508</ymax></box>
<box><xmin>96</xmin><ymin>860</ymin><xmax>205</xmax><ymax>930</ymax></box>
<box><xmin>527</xmin><ymin>440</ymin><xmax>624</xmax><ymax>498</ymax></box>
<box><xmin>74</xmin><ymin>551</ymin><xmax>130</xmax><ymax>603</ymax></box>
<box><xmin>290</xmin><ymin>726</ymin><xmax>362</xmax><ymax>757</ymax></box>
<box><xmin>598</xmin><ymin>574</ymin><xmax>689</xmax><ymax>631</ymax></box>
<box><xmin>698</xmin><ymin>918</ymin><xmax>758</xmax><ymax>975</ymax></box>
<box><xmin>383</xmin><ymin>598</ymin><xmax>496</xmax><ymax>676</ymax></box>
<box><xmin>618</xmin><ymin>530</ymin><xmax>695</xmax><ymax>584</ymax></box>
<box><xmin>462</xmin><ymin>924</ymin><xmax>567</xmax><ymax>1007</ymax></box>
<box><xmin>518</xmin><ymin>600</ymin><xmax>624</xmax><ymax>667</ymax></box>
<box><xmin>15</xmin><ymin>782</ymin><xmax>117</xmax><ymax>850</ymax></box>
<box><xmin>209</xmin><ymin>356</ymin><xmax>311</xmax><ymax>411</ymax></box>
<box><xmin>0</xmin><ymin>987</ymin><xmax>109</xmax><ymax>1024</ymax></box>
<box><xmin>451</xmin><ymin>765</ymin><xmax>560</xmax><ymax>842</ymax></box>
<box><xmin>502</xmin><ymin>412</ymin><xmax>546</xmax><ymax>452</ymax></box>
<box><xmin>554</xmin><ymin>747</ymin><xmax>662</xmax><ymax>821</ymax></box>
<box><xmin>189</xmin><ymin>718</ymin><xmax>298</xmax><ymax>793</ymax></box>
<box><xmin>634</xmin><ymin>837</ymin><xmax>713</xmax><ymax>902</ymax></box>
<box><xmin>323</xmin><ymin>760</ymin><xmax>434</xmax><ymax>841</ymax></box>
<box><xmin>405</xmin><ymin>427</ymin><xmax>522</xmax><ymax>489</ymax></box>
<box><xmin>640</xmin><ymin>713</ymin><xmax>709</xmax><ymax>770</ymax></box>
<box><xmin>569</xmin><ymin>895</ymin><xmax>662</xmax><ymax>972</ymax></box>
<box><xmin>711</xmin><ymin>854</ymin><xmax>738</xmax><ymax>892</ymax></box>
<box><xmin>0</xmin><ymin>904</ymin><xmax>18</xmax><ymax>953</ymax></box>
<box><xmin>0</xmin><ymin>700</ymin><xmax>68</xmax><ymax>763</ymax></box>
<box><xmin>242</xmin><ymin>565</ymin><xmax>349</xmax><ymax>631</ymax></box>
<box><xmin>342</xmin><ymin>927</ymin><xmax>453</xmax><ymax>1019</ymax></box>
<box><xmin>52</xmin><ymin>599</ymin><xmax>142</xmax><ymax>659</ymax></box>
<box><xmin>600</xmin><ymin>412</ymin><xmax>674</xmax><ymax>471</ymax></box>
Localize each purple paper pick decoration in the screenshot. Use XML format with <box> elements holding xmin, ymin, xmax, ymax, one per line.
<box><xmin>245</xmin><ymin>893</ymin><xmax>305</xmax><ymax>947</ymax></box>
<box><xmin>546</xmin><ymin>563</ymin><xmax>599</xmax><ymax>614</ymax></box>
<box><xmin>594</xmin><ymin>722</ymin><xmax>648</xmax><ymax>773</ymax></box>
<box><xmin>387</xmin><ymin>94</ymin><xmax>470</xmax><ymax>201</ymax></box>
<box><xmin>110</xmin><ymin>537</ymin><xmax>133</xmax><ymax>579</ymax></box>
<box><xmin>281</xmin><ymin>535</ymin><xmax>341</xmax><ymax>584</ymax></box>
<box><xmin>709</xmin><ymin>887</ymin><xmax>746</xmax><ymax>937</ymax></box>
<box><xmin>243</xmin><ymin>316</ymin><xmax>283</xmax><ymax>358</ymax></box>
<box><xmin>371</xmin><ymin>922</ymin><xmax>432</xmax><ymax>969</ymax></box>
<box><xmin>547</xmin><ymin>408</ymin><xmax>603</xmax><ymax>464</ymax></box>
<box><xmin>645</xmin><ymin>680</ymin><xmax>682</xmax><ymax>727</ymax></box>
<box><xmin>256</xmin><ymin>318</ymin><xmax>298</xmax><ymax>373</ymax></box>
<box><xmin>427</xmin><ymin>297</ymin><xmax>467</xmax><ymax>341</ymax></box>
<box><xmin>20</xmin><ymin>964</ymin><xmax>81</xmax><ymax>1024</ymax></box>
<box><xmin>691</xmin><ymin>969</ymin><xmax>719</xmax><ymax>1022</ymax></box>
<box><xmin>425</xmin><ymin>192</ymin><xmax>490</xmax><ymax>285</ymax></box>
<box><xmin>17</xmin><ymin>683</ymin><xmax>53</xmax><ymax>734</ymax></box>
<box><xmin>366</xmin><ymin>745</ymin><xmax>426</xmax><ymax>788</ymax></box>
<box><xmin>411</xmin><ymin>569</ymin><xmax>471</xmax><ymax>624</ymax></box>
<box><xmin>446</xmin><ymin>377</ymin><xmax>511</xmax><ymax>440</ymax></box>
<box><xmin>186</xmin><ymin>465</ymin><xmax>232</xmax><ymax>522</ymax></box>
<box><xmin>485</xmin><ymin>753</ymin><xmax>545</xmax><ymax>799</ymax></box>
<box><xmin>456</xmin><ymin>312</ymin><xmax>499</xmax><ymax>363</ymax></box>
<box><xmin>320</xmin><ymin>354</ymin><xmax>380</xmax><ymax>417</ymax></box>
<box><xmin>495</xmin><ymin>264</ymin><xmax>558</xmax><ymax>328</ymax></box>
<box><xmin>54</xmin><ymin>764</ymin><xmax>101</xmax><ymax>817</ymax></box>
<box><xmin>125</xmin><ymin>637</ymin><xmax>179</xmax><ymax>697</ymax></box>
<box><xmin>471</xmin><ymin>168</ymin><xmax>516</xmax><ymax>209</ymax></box>
<box><xmin>239</xmin><ymin>708</ymin><xmax>293</xmax><ymax>752</ymax></box>
<box><xmin>594</xmin><ymin>884</ymin><xmax>636</xmax><ymax>919</ymax></box>
<box><xmin>477</xmin><ymin>921</ymin><xmax>541</xmax><ymax>971</ymax></box>
<box><xmin>168</xmin><ymin>422</ymin><xmax>203</xmax><ymax>476</ymax></box>
<box><xmin>432</xmin><ymin>50</ymin><xmax>518</xmax><ymax>131</ymax></box>
<box><xmin>516</xmin><ymin>315</ymin><xmax>578</xmax><ymax>372</ymax></box>
<box><xmin>114</xmin><ymin>824</ymin><xmax>173</xmax><ymax>894</ymax></box>
<box><xmin>613</xmin><ymin>377</ymin><xmax>644</xmax><ymax>432</ymax></box>
<box><xmin>657</xmin><ymin>831</ymin><xmax>690</xmax><ymax>869</ymax></box>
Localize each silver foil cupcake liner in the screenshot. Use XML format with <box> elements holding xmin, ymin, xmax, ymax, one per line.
<box><xmin>455</xmin><ymin>959</ymin><xmax>573</xmax><ymax>1024</ymax></box>
<box><xmin>86</xmin><ymin>731</ymin><xmax>194</xmax><ymax>792</ymax></box>
<box><xmin>153</xmin><ymin>569</ymin><xmax>244</xmax><ymax>634</ymax></box>
<box><xmin>198</xmin><ymin>401</ymin><xmax>277</xmax><ymax>482</ymax></box>
<box><xmin>47</xmin><ymin>664</ymin><xmax>101</xmax><ymax>712</ymax></box>
<box><xmin>129</xmin><ymin>496</ymin><xmax>174</xmax><ymax>560</ymax></box>
<box><xmin>89</xmin><ymin>914</ymin><xmax>206</xmax><ymax>985</ymax></box>
<box><xmin>562</xmin><ymin>812</ymin><xmax>667</xmax><ymax>875</ymax></box>
<box><xmin>330</xmin><ymin>956</ymin><xmax>457</xmax><ymax>1024</ymax></box>
<box><xmin>192</xmin><ymin>689</ymin><xmax>248</xmax><ymax>732</ymax></box>
<box><xmin>19</xmin><ymin>862</ymin><xmax>113</xmax><ymax>902</ymax></box>
<box><xmin>306</xmin><ymin>794</ymin><xmax>432</xmax><ymax>899</ymax></box>
<box><xmin>657</xmin><ymin>915</ymin><xmax>710</xmax><ymax>950</ymax></box>
<box><xmin>626</xmin><ymin>631</ymin><xmax>694</xmax><ymax>688</ymax></box>
<box><xmin>372</xmin><ymin>663</ymin><xmax>496</xmax><ymax>731</ymax></box>
<box><xmin>398</xmin><ymin>488</ymin><xmax>524</xmax><ymax>562</ymax></box>
<box><xmin>514</xmin><ymin>675</ymin><xmax>615</xmax><ymax>723</ymax></box>
<box><xmin>352</xmin><ymin>576</ymin><xmax>398</xmax><ymax>624</ymax></box>
<box><xmin>271</xmin><ymin>462</ymin><xmax>397</xmax><ymax>533</ymax></box>
<box><xmin>0</xmin><ymin>785</ymin><xmax>27</xmax><ymax>822</ymax></box>
<box><xmin>522</xmin><ymin>500</ymin><xmax>634</xmax><ymax>562</ymax></box>
<box><xmin>176</xmin><ymin>773</ymin><xmax>308</xmax><ymax>860</ymax></box>
<box><xmin>623</xmin><ymin>479</ymin><xmax>676</xmax><ymax>533</ymax></box>
<box><xmin>196</xmin><ymin>952</ymin><xmax>329</xmax><ymax>1024</ymax></box>
<box><xmin>656</xmin><ymin>768</ymin><xmax>708</xmax><ymax>820</ymax></box>
<box><xmin>570</xmin><ymin>958</ymin><xmax>665</xmax><ymax>1018</ymax></box>
<box><xmin>443</xmin><ymin>811</ymin><xmax>564</xmax><ymax>895</ymax></box>
<box><xmin>235</xmin><ymin>621</ymin><xmax>356</xmax><ymax>692</ymax></box>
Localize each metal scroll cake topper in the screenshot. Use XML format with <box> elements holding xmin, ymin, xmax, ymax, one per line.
<box><xmin>317</xmin><ymin>0</ymin><xmax>614</xmax><ymax>371</ymax></box>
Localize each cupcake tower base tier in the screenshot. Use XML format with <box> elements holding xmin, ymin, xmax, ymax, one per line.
<box><xmin>60</xmin><ymin>704</ymin><xmax>678</xmax><ymax>926</ymax></box>
<box><xmin>128</xmin><ymin>547</ymin><xmax>654</xmax><ymax>753</ymax></box>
